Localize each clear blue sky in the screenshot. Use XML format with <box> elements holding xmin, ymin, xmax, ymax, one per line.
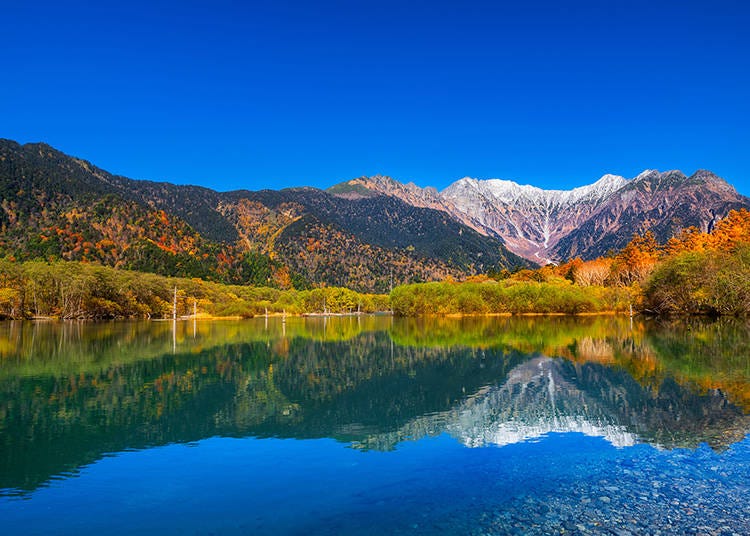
<box><xmin>3</xmin><ymin>0</ymin><xmax>749</xmax><ymax>194</ymax></box>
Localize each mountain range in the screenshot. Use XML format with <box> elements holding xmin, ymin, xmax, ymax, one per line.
<box><xmin>1</xmin><ymin>138</ymin><xmax>748</xmax><ymax>289</ymax></box>
<box><xmin>0</xmin><ymin>140</ymin><xmax>526</xmax><ymax>291</ymax></box>
<box><xmin>335</xmin><ymin>170</ymin><xmax>749</xmax><ymax>263</ymax></box>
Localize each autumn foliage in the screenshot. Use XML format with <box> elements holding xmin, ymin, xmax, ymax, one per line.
<box><xmin>645</xmin><ymin>210</ymin><xmax>750</xmax><ymax>315</ymax></box>
<box><xmin>392</xmin><ymin>209</ymin><xmax>750</xmax><ymax>316</ymax></box>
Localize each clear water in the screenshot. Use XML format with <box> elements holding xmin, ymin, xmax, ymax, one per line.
<box><xmin>1</xmin><ymin>316</ymin><xmax>749</xmax><ymax>534</ymax></box>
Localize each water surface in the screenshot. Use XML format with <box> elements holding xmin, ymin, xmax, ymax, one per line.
<box><xmin>1</xmin><ymin>316</ymin><xmax>748</xmax><ymax>534</ymax></box>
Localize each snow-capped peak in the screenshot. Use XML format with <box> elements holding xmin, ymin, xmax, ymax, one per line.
<box><xmin>634</xmin><ymin>169</ymin><xmax>659</xmax><ymax>181</ymax></box>
<box><xmin>436</xmin><ymin>168</ymin><xmax>741</xmax><ymax>264</ymax></box>
<box><xmin>439</xmin><ymin>173</ymin><xmax>634</xmax><ymax>261</ymax></box>
<box><xmin>568</xmin><ymin>173</ymin><xmax>629</xmax><ymax>202</ymax></box>
<box><xmin>445</xmin><ymin>173</ymin><xmax>627</xmax><ymax>207</ymax></box>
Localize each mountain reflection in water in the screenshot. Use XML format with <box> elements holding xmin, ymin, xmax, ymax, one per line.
<box><xmin>0</xmin><ymin>315</ymin><xmax>748</xmax><ymax>495</ymax></box>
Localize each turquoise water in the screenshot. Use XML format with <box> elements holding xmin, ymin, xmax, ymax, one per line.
<box><xmin>1</xmin><ymin>316</ymin><xmax>749</xmax><ymax>534</ymax></box>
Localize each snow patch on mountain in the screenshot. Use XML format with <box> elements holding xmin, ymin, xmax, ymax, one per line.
<box><xmin>446</xmin><ymin>174</ymin><xmax>628</xmax><ymax>208</ymax></box>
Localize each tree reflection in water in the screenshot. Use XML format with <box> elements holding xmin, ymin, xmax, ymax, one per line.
<box><xmin>0</xmin><ymin>315</ymin><xmax>748</xmax><ymax>495</ymax></box>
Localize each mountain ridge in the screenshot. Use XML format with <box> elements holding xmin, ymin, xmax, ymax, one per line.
<box><xmin>338</xmin><ymin>169</ymin><xmax>749</xmax><ymax>263</ymax></box>
<box><xmin>0</xmin><ymin>139</ymin><xmax>529</xmax><ymax>291</ymax></box>
<box><xmin>4</xmin><ymin>138</ymin><xmax>748</xmax><ymax>275</ymax></box>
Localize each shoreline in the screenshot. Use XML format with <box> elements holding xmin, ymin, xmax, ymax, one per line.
<box><xmin>8</xmin><ymin>311</ymin><xmax>745</xmax><ymax>322</ymax></box>
<box><xmin>8</xmin><ymin>310</ymin><xmax>631</xmax><ymax>322</ymax></box>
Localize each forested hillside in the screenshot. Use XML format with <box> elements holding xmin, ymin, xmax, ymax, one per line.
<box><xmin>0</xmin><ymin>140</ymin><xmax>528</xmax><ymax>292</ymax></box>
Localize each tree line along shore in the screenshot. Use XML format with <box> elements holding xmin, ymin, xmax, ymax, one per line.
<box><xmin>1</xmin><ymin>210</ymin><xmax>748</xmax><ymax>320</ymax></box>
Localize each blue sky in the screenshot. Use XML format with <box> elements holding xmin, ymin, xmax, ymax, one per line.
<box><xmin>3</xmin><ymin>0</ymin><xmax>749</xmax><ymax>194</ymax></box>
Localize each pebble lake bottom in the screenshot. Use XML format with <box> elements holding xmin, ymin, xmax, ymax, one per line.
<box><xmin>2</xmin><ymin>432</ymin><xmax>749</xmax><ymax>535</ymax></box>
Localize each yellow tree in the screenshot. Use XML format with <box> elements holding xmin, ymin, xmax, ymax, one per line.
<box><xmin>664</xmin><ymin>226</ymin><xmax>708</xmax><ymax>256</ymax></box>
<box><xmin>573</xmin><ymin>257</ymin><xmax>613</xmax><ymax>286</ymax></box>
<box><xmin>612</xmin><ymin>231</ymin><xmax>660</xmax><ymax>286</ymax></box>
<box><xmin>707</xmin><ymin>209</ymin><xmax>750</xmax><ymax>250</ymax></box>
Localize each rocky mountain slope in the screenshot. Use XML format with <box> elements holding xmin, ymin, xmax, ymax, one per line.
<box><xmin>550</xmin><ymin>169</ymin><xmax>747</xmax><ymax>261</ymax></box>
<box><xmin>339</xmin><ymin>171</ymin><xmax>749</xmax><ymax>263</ymax></box>
<box><xmin>0</xmin><ymin>140</ymin><xmax>528</xmax><ymax>291</ymax></box>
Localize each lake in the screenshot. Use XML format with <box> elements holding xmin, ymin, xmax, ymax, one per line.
<box><xmin>0</xmin><ymin>315</ymin><xmax>749</xmax><ymax>535</ymax></box>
